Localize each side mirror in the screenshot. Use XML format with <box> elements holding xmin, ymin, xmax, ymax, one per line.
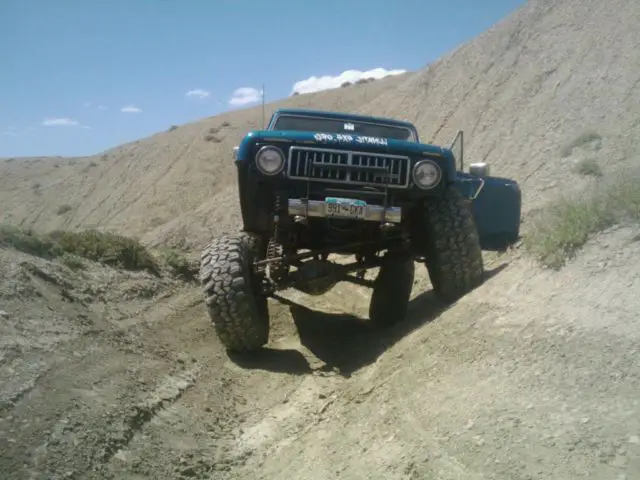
<box><xmin>232</xmin><ymin>146</ymin><xmax>239</xmax><ymax>160</ymax></box>
<box><xmin>469</xmin><ymin>162</ymin><xmax>490</xmax><ymax>177</ymax></box>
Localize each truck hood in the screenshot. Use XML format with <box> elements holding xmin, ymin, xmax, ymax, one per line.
<box><xmin>240</xmin><ymin>130</ymin><xmax>450</xmax><ymax>158</ymax></box>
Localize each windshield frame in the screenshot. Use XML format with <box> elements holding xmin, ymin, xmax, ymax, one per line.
<box><xmin>268</xmin><ymin>112</ymin><xmax>419</xmax><ymax>143</ymax></box>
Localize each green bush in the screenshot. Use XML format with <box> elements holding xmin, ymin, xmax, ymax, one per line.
<box><xmin>0</xmin><ymin>225</ymin><xmax>63</xmax><ymax>258</ymax></box>
<box><xmin>52</xmin><ymin>230</ymin><xmax>159</xmax><ymax>274</ymax></box>
<box><xmin>59</xmin><ymin>252</ymin><xmax>85</xmax><ymax>270</ymax></box>
<box><xmin>0</xmin><ymin>226</ymin><xmax>159</xmax><ymax>274</ymax></box>
<box><xmin>524</xmin><ymin>170</ymin><xmax>640</xmax><ymax>268</ymax></box>
<box><xmin>159</xmin><ymin>248</ymin><xmax>198</xmax><ymax>281</ymax></box>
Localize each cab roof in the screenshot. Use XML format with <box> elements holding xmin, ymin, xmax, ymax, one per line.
<box><xmin>270</xmin><ymin>108</ymin><xmax>417</xmax><ymax>130</ymax></box>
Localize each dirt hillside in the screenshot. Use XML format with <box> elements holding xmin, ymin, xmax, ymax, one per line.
<box><xmin>0</xmin><ymin>74</ymin><xmax>411</xmax><ymax>251</ymax></box>
<box><xmin>2</xmin><ymin>1</ymin><xmax>638</xmax><ymax>251</ymax></box>
<box><xmin>1</xmin><ymin>0</ymin><xmax>640</xmax><ymax>478</ymax></box>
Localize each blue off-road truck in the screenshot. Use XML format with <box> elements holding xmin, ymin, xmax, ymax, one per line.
<box><xmin>200</xmin><ymin>108</ymin><xmax>521</xmax><ymax>352</ymax></box>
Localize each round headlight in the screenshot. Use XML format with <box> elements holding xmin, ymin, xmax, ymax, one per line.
<box><xmin>412</xmin><ymin>160</ymin><xmax>442</xmax><ymax>190</ymax></box>
<box><xmin>255</xmin><ymin>146</ymin><xmax>285</xmax><ymax>175</ymax></box>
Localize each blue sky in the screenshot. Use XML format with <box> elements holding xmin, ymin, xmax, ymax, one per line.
<box><xmin>0</xmin><ymin>0</ymin><xmax>525</xmax><ymax>158</ymax></box>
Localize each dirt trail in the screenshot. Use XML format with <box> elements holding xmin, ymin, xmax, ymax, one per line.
<box><xmin>228</xmin><ymin>227</ymin><xmax>640</xmax><ymax>480</ymax></box>
<box><xmin>3</xmin><ymin>226</ymin><xmax>639</xmax><ymax>479</ymax></box>
<box><xmin>0</xmin><ymin>247</ymin><xmax>231</xmax><ymax>479</ymax></box>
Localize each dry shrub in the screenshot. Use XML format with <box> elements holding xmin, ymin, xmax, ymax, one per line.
<box><xmin>159</xmin><ymin>248</ymin><xmax>198</xmax><ymax>281</ymax></box>
<box><xmin>524</xmin><ymin>168</ymin><xmax>640</xmax><ymax>268</ymax></box>
<box><xmin>0</xmin><ymin>226</ymin><xmax>159</xmax><ymax>274</ymax></box>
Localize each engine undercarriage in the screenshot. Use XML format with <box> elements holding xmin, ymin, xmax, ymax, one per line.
<box><xmin>254</xmin><ymin>215</ymin><xmax>411</xmax><ymax>297</ymax></box>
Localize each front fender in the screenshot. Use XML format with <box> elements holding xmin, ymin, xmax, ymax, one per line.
<box><xmin>455</xmin><ymin>173</ymin><xmax>522</xmax><ymax>251</ymax></box>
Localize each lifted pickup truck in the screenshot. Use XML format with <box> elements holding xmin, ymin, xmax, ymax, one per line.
<box><xmin>200</xmin><ymin>108</ymin><xmax>522</xmax><ymax>352</ymax></box>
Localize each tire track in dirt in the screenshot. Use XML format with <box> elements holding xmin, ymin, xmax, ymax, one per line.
<box><xmin>2</xmin><ymin>231</ymin><xmax>639</xmax><ymax>480</ymax></box>
<box><xmin>0</xmin><ymin>269</ymin><xmax>245</xmax><ymax>480</ymax></box>
<box><xmin>102</xmin><ymin>295</ymin><xmax>285</xmax><ymax>479</ymax></box>
<box><xmin>99</xmin><ymin>367</ymin><xmax>200</xmax><ymax>463</ymax></box>
<box><xmin>223</xmin><ymin>229</ymin><xmax>640</xmax><ymax>480</ymax></box>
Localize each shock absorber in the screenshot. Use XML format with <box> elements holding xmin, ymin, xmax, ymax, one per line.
<box><xmin>266</xmin><ymin>195</ymin><xmax>286</xmax><ymax>281</ymax></box>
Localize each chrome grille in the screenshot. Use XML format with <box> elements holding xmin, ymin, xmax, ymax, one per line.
<box><xmin>287</xmin><ymin>146</ymin><xmax>410</xmax><ymax>188</ymax></box>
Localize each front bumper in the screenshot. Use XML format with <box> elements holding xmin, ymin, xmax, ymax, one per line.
<box><xmin>288</xmin><ymin>198</ymin><xmax>402</xmax><ymax>223</ymax></box>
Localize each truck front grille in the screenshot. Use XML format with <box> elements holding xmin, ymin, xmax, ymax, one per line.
<box><xmin>287</xmin><ymin>146</ymin><xmax>411</xmax><ymax>188</ymax></box>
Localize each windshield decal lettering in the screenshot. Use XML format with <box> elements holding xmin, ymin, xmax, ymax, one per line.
<box><xmin>313</xmin><ymin>133</ymin><xmax>353</xmax><ymax>142</ymax></box>
<box><xmin>313</xmin><ymin>133</ymin><xmax>335</xmax><ymax>142</ymax></box>
<box><xmin>355</xmin><ymin>136</ymin><xmax>388</xmax><ymax>146</ymax></box>
<box><xmin>313</xmin><ymin>133</ymin><xmax>388</xmax><ymax>146</ymax></box>
<box><xmin>336</xmin><ymin>134</ymin><xmax>354</xmax><ymax>142</ymax></box>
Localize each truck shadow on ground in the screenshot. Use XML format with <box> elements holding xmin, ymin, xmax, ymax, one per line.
<box><xmin>229</xmin><ymin>263</ymin><xmax>508</xmax><ymax>377</ymax></box>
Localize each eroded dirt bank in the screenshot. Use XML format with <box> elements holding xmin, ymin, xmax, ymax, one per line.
<box><xmin>230</xmin><ymin>228</ymin><xmax>640</xmax><ymax>480</ymax></box>
<box><xmin>2</xmin><ymin>227</ymin><xmax>639</xmax><ymax>479</ymax></box>
<box><xmin>0</xmin><ymin>246</ymin><xmax>241</xmax><ymax>479</ymax></box>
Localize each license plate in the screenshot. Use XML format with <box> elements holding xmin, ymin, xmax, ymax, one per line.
<box><xmin>324</xmin><ymin>197</ymin><xmax>367</xmax><ymax>220</ymax></box>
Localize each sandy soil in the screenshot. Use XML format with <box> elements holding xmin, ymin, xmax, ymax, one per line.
<box><xmin>1</xmin><ymin>226</ymin><xmax>639</xmax><ymax>479</ymax></box>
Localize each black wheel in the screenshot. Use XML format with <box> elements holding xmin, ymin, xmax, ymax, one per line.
<box><xmin>420</xmin><ymin>187</ymin><xmax>485</xmax><ymax>303</ymax></box>
<box><xmin>369</xmin><ymin>251</ymin><xmax>415</xmax><ymax>328</ymax></box>
<box><xmin>199</xmin><ymin>232</ymin><xmax>269</xmax><ymax>352</ymax></box>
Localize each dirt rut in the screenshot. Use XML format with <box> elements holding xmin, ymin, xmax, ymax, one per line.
<box><xmin>229</xmin><ymin>228</ymin><xmax>640</xmax><ymax>480</ymax></box>
<box><xmin>2</xmin><ymin>226</ymin><xmax>639</xmax><ymax>480</ymax></box>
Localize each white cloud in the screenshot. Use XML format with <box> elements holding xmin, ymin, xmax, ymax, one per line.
<box><xmin>40</xmin><ymin>118</ymin><xmax>92</xmax><ymax>130</ymax></box>
<box><xmin>186</xmin><ymin>89</ymin><xmax>210</xmax><ymax>99</ymax></box>
<box><xmin>290</xmin><ymin>67</ymin><xmax>407</xmax><ymax>95</ymax></box>
<box><xmin>3</xmin><ymin>131</ymin><xmax>17</xmax><ymax>136</ymax></box>
<box><xmin>228</xmin><ymin>87</ymin><xmax>263</xmax><ymax>106</ymax></box>
<box><xmin>83</xmin><ymin>102</ymin><xmax>92</xmax><ymax>108</ymax></box>
<box><xmin>42</xmin><ymin>117</ymin><xmax>79</xmax><ymax>127</ymax></box>
<box><xmin>120</xmin><ymin>105</ymin><xmax>142</xmax><ymax>113</ymax></box>
<box><xmin>97</xmin><ymin>105</ymin><xmax>108</xmax><ymax>111</ymax></box>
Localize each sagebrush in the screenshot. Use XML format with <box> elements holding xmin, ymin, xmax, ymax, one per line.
<box><xmin>159</xmin><ymin>248</ymin><xmax>198</xmax><ymax>281</ymax></box>
<box><xmin>524</xmin><ymin>170</ymin><xmax>640</xmax><ymax>268</ymax></box>
<box><xmin>0</xmin><ymin>226</ymin><xmax>160</xmax><ymax>274</ymax></box>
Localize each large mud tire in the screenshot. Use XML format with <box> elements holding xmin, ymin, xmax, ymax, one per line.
<box><xmin>421</xmin><ymin>187</ymin><xmax>485</xmax><ymax>303</ymax></box>
<box><xmin>199</xmin><ymin>232</ymin><xmax>269</xmax><ymax>352</ymax></box>
<box><xmin>369</xmin><ymin>252</ymin><xmax>415</xmax><ymax>328</ymax></box>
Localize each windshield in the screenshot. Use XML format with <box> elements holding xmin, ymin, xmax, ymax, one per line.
<box><xmin>271</xmin><ymin>114</ymin><xmax>416</xmax><ymax>142</ymax></box>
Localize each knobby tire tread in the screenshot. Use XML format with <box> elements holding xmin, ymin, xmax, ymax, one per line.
<box><xmin>199</xmin><ymin>232</ymin><xmax>269</xmax><ymax>351</ymax></box>
<box><xmin>422</xmin><ymin>187</ymin><xmax>485</xmax><ymax>303</ymax></box>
